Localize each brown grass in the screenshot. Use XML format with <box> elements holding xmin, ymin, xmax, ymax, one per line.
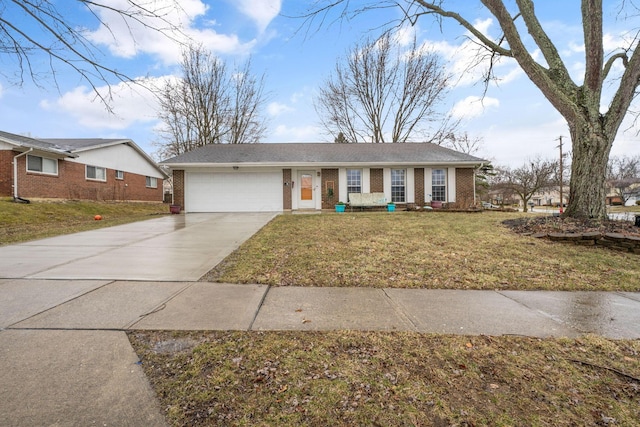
<box><xmin>0</xmin><ymin>197</ymin><xmax>169</xmax><ymax>245</ymax></box>
<box><xmin>130</xmin><ymin>330</ymin><xmax>640</xmax><ymax>427</ymax></box>
<box><xmin>202</xmin><ymin>211</ymin><xmax>640</xmax><ymax>291</ymax></box>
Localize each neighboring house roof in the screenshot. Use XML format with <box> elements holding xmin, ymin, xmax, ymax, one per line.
<box><xmin>161</xmin><ymin>142</ymin><xmax>486</xmax><ymax>167</ymax></box>
<box><xmin>0</xmin><ymin>130</ymin><xmax>77</xmax><ymax>158</ymax></box>
<box><xmin>0</xmin><ymin>130</ymin><xmax>166</xmax><ymax>178</ymax></box>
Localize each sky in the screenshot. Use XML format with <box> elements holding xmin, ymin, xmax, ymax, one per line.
<box><xmin>1</xmin><ymin>0</ymin><xmax>639</xmax><ymax>167</ymax></box>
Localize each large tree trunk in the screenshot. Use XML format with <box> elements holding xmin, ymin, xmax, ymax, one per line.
<box><xmin>564</xmin><ymin>119</ymin><xmax>613</xmax><ymax>219</ymax></box>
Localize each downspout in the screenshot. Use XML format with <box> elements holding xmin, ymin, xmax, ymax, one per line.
<box><xmin>13</xmin><ymin>148</ymin><xmax>33</xmax><ymax>201</ymax></box>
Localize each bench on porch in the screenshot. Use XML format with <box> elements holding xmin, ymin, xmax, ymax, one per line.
<box><xmin>348</xmin><ymin>192</ymin><xmax>387</xmax><ymax>210</ymax></box>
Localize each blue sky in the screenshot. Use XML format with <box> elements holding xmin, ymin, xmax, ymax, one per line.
<box><xmin>1</xmin><ymin>0</ymin><xmax>639</xmax><ymax>167</ymax></box>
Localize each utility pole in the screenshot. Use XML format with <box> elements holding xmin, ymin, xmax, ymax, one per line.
<box><xmin>556</xmin><ymin>136</ymin><xmax>564</xmax><ymax>214</ymax></box>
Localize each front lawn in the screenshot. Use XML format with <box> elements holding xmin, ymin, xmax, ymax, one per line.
<box><xmin>202</xmin><ymin>211</ymin><xmax>640</xmax><ymax>291</ymax></box>
<box><xmin>130</xmin><ymin>330</ymin><xmax>640</xmax><ymax>427</ymax></box>
<box><xmin>0</xmin><ymin>198</ymin><xmax>168</xmax><ymax>245</ymax></box>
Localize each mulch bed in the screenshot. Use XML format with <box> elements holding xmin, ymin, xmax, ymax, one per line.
<box><xmin>503</xmin><ymin>216</ymin><xmax>640</xmax><ymax>237</ymax></box>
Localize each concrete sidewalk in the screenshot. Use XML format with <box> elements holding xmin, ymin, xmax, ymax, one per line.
<box><xmin>4</xmin><ymin>280</ymin><xmax>639</xmax><ymax>338</ymax></box>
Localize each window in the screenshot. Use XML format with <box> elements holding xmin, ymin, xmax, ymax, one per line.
<box><xmin>146</xmin><ymin>176</ymin><xmax>158</xmax><ymax>188</ymax></box>
<box><xmin>27</xmin><ymin>155</ymin><xmax>58</xmax><ymax>175</ymax></box>
<box><xmin>346</xmin><ymin>169</ymin><xmax>361</xmax><ymax>195</ymax></box>
<box><xmin>432</xmin><ymin>169</ymin><xmax>446</xmax><ymax>202</ymax></box>
<box><xmin>86</xmin><ymin>165</ymin><xmax>106</xmax><ymax>181</ymax></box>
<box><xmin>115</xmin><ymin>170</ymin><xmax>124</xmax><ymax>180</ymax></box>
<box><xmin>391</xmin><ymin>169</ymin><xmax>406</xmax><ymax>203</ymax></box>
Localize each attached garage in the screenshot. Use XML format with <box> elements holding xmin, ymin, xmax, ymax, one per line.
<box><xmin>186</xmin><ymin>171</ymin><xmax>283</xmax><ymax>212</ymax></box>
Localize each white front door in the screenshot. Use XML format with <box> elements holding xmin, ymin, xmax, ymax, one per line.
<box><xmin>297</xmin><ymin>171</ymin><xmax>315</xmax><ymax>209</ymax></box>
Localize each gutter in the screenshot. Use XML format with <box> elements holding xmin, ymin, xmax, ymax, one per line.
<box><xmin>13</xmin><ymin>148</ymin><xmax>33</xmax><ymax>202</ymax></box>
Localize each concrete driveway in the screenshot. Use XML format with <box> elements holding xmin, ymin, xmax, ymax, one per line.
<box><xmin>0</xmin><ymin>212</ymin><xmax>277</xmax><ymax>426</ymax></box>
<box><xmin>0</xmin><ymin>212</ymin><xmax>277</xmax><ymax>281</ymax></box>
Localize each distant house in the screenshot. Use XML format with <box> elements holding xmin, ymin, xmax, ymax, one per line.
<box><xmin>0</xmin><ymin>130</ymin><xmax>166</xmax><ymax>202</ymax></box>
<box><xmin>161</xmin><ymin>142</ymin><xmax>485</xmax><ymax>213</ymax></box>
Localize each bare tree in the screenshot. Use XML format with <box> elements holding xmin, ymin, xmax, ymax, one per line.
<box><xmin>227</xmin><ymin>59</ymin><xmax>268</xmax><ymax>145</ymax></box>
<box><xmin>155</xmin><ymin>45</ymin><xmax>268</xmax><ymax>158</ymax></box>
<box><xmin>304</xmin><ymin>1</ymin><xmax>640</xmax><ymax>219</ymax></box>
<box><xmin>0</xmin><ymin>0</ymin><xmax>183</xmax><ymax>107</ymax></box>
<box><xmin>607</xmin><ymin>155</ymin><xmax>640</xmax><ymax>205</ymax></box>
<box><xmin>442</xmin><ymin>132</ymin><xmax>483</xmax><ymax>155</ymax></box>
<box><xmin>493</xmin><ymin>159</ymin><xmax>556</xmax><ymax>212</ymax></box>
<box><xmin>315</xmin><ymin>33</ymin><xmax>456</xmax><ymax>143</ymax></box>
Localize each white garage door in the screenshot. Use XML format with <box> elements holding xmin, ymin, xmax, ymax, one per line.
<box><xmin>186</xmin><ymin>171</ymin><xmax>283</xmax><ymax>212</ymax></box>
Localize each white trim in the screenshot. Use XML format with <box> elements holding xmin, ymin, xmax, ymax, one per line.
<box><xmin>406</xmin><ymin>168</ymin><xmax>415</xmax><ymax>204</ymax></box>
<box><xmin>383</xmin><ymin>168</ymin><xmax>392</xmax><ymax>202</ymax></box>
<box><xmin>362</xmin><ymin>168</ymin><xmax>371</xmax><ymax>193</ymax></box>
<box><xmin>447</xmin><ymin>167</ymin><xmax>456</xmax><ymax>203</ymax></box>
<box><xmin>424</xmin><ymin>168</ymin><xmax>432</xmax><ymax>203</ymax></box>
<box><xmin>338</xmin><ymin>168</ymin><xmax>348</xmax><ymax>203</ymax></box>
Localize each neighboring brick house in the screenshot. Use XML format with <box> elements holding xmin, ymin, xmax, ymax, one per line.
<box><xmin>161</xmin><ymin>142</ymin><xmax>486</xmax><ymax>213</ymax></box>
<box><xmin>0</xmin><ymin>130</ymin><xmax>166</xmax><ymax>202</ymax></box>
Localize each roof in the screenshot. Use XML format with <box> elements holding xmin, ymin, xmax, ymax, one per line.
<box><xmin>0</xmin><ymin>130</ymin><xmax>77</xmax><ymax>157</ymax></box>
<box><xmin>161</xmin><ymin>142</ymin><xmax>486</xmax><ymax>167</ymax></box>
<box><xmin>0</xmin><ymin>130</ymin><xmax>166</xmax><ymax>177</ymax></box>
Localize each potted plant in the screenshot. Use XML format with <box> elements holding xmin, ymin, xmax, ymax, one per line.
<box><xmin>387</xmin><ymin>201</ymin><xmax>396</xmax><ymax>212</ymax></box>
<box><xmin>335</xmin><ymin>201</ymin><xmax>346</xmax><ymax>213</ymax></box>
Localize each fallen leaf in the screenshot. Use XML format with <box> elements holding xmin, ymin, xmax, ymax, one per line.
<box><xmin>295</xmin><ymin>308</ymin><xmax>303</xmax><ymax>312</ymax></box>
<box><xmin>302</xmin><ymin>318</ymin><xmax>311</xmax><ymax>324</ymax></box>
<box><xmin>466</xmin><ymin>342</ymin><xmax>473</xmax><ymax>348</ymax></box>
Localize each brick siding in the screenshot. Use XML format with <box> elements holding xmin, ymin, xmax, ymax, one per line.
<box><xmin>172</xmin><ymin>170</ymin><xmax>185</xmax><ymax>207</ymax></box>
<box><xmin>321</xmin><ymin>168</ymin><xmax>339</xmax><ymax>209</ymax></box>
<box><xmin>414</xmin><ymin>168</ymin><xmax>425</xmax><ymax>207</ymax></box>
<box><xmin>6</xmin><ymin>154</ymin><xmax>163</xmax><ymax>202</ymax></box>
<box><xmin>283</xmin><ymin>169</ymin><xmax>292</xmax><ymax>210</ymax></box>
<box><xmin>370</xmin><ymin>168</ymin><xmax>384</xmax><ymax>193</ymax></box>
<box><xmin>454</xmin><ymin>168</ymin><xmax>475</xmax><ymax>209</ymax></box>
<box><xmin>0</xmin><ymin>150</ymin><xmax>14</xmax><ymax>196</ymax></box>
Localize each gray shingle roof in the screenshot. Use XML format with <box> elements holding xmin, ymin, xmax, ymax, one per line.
<box><xmin>161</xmin><ymin>142</ymin><xmax>485</xmax><ymax>166</ymax></box>
<box><xmin>0</xmin><ymin>130</ymin><xmax>76</xmax><ymax>156</ymax></box>
<box><xmin>40</xmin><ymin>138</ymin><xmax>128</xmax><ymax>152</ymax></box>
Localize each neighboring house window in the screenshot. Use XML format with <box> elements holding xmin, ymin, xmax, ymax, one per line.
<box><xmin>86</xmin><ymin>165</ymin><xmax>106</xmax><ymax>181</ymax></box>
<box><xmin>391</xmin><ymin>169</ymin><xmax>406</xmax><ymax>203</ymax></box>
<box><xmin>432</xmin><ymin>169</ymin><xmax>446</xmax><ymax>202</ymax></box>
<box><xmin>115</xmin><ymin>170</ymin><xmax>124</xmax><ymax>180</ymax></box>
<box><xmin>346</xmin><ymin>169</ymin><xmax>362</xmax><ymax>195</ymax></box>
<box><xmin>146</xmin><ymin>176</ymin><xmax>158</xmax><ymax>188</ymax></box>
<box><xmin>27</xmin><ymin>155</ymin><xmax>58</xmax><ymax>175</ymax></box>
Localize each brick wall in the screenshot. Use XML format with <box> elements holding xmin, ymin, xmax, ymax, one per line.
<box><xmin>172</xmin><ymin>170</ymin><xmax>185</xmax><ymax>208</ymax></box>
<box><xmin>321</xmin><ymin>168</ymin><xmax>339</xmax><ymax>209</ymax></box>
<box><xmin>283</xmin><ymin>169</ymin><xmax>292</xmax><ymax>210</ymax></box>
<box><xmin>454</xmin><ymin>168</ymin><xmax>475</xmax><ymax>208</ymax></box>
<box><xmin>414</xmin><ymin>168</ymin><xmax>425</xmax><ymax>207</ymax></box>
<box><xmin>370</xmin><ymin>168</ymin><xmax>384</xmax><ymax>193</ymax></box>
<box><xmin>0</xmin><ymin>150</ymin><xmax>15</xmax><ymax>196</ymax></box>
<box><xmin>11</xmin><ymin>155</ymin><xmax>163</xmax><ymax>201</ymax></box>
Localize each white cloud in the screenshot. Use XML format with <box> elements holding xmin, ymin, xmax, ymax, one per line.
<box><xmin>86</xmin><ymin>0</ymin><xmax>257</xmax><ymax>64</ymax></box>
<box><xmin>0</xmin><ymin>82</ymin><xmax>3</xmax><ymax>98</ymax></box>
<box><xmin>267</xmin><ymin>101</ymin><xmax>293</xmax><ymax>116</ymax></box>
<box><xmin>39</xmin><ymin>77</ymin><xmax>167</xmax><ymax>130</ymax></box>
<box><xmin>422</xmin><ymin>18</ymin><xmax>522</xmax><ymax>88</ymax></box>
<box><xmin>235</xmin><ymin>0</ymin><xmax>281</xmax><ymax>33</ymax></box>
<box><xmin>270</xmin><ymin>124</ymin><xmax>320</xmax><ymax>141</ymax></box>
<box><xmin>451</xmin><ymin>96</ymin><xmax>499</xmax><ymax>119</ymax></box>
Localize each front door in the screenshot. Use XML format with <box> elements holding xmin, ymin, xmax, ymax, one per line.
<box><xmin>298</xmin><ymin>171</ymin><xmax>315</xmax><ymax>209</ymax></box>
